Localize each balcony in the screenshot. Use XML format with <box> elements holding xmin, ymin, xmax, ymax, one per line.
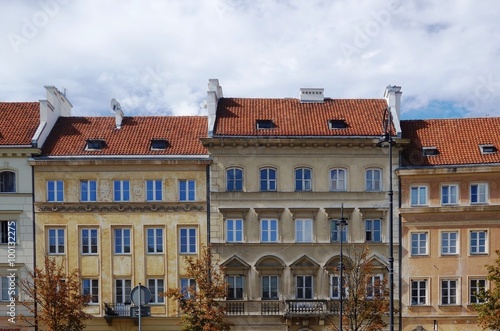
<box><xmin>221</xmin><ymin>299</ymin><xmax>340</xmax><ymax>318</ymax></box>
<box><xmin>285</xmin><ymin>300</ymin><xmax>339</xmax><ymax>318</ymax></box>
<box><xmin>222</xmin><ymin>300</ymin><xmax>282</xmax><ymax>315</ymax></box>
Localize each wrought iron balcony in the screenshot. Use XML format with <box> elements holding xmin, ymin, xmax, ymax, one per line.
<box><xmin>284</xmin><ymin>300</ymin><xmax>340</xmax><ymax>318</ymax></box>
<box><xmin>222</xmin><ymin>300</ymin><xmax>283</xmax><ymax>316</ymax></box>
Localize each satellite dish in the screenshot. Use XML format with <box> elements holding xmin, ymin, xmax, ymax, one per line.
<box><xmin>110</xmin><ymin>98</ymin><xmax>122</xmax><ymax>111</ymax></box>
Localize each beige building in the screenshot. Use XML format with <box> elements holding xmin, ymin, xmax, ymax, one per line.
<box><xmin>202</xmin><ymin>80</ymin><xmax>404</xmax><ymax>330</ymax></box>
<box><xmin>30</xmin><ymin>109</ymin><xmax>209</xmax><ymax>330</ymax></box>
<box><xmin>399</xmin><ymin>118</ymin><xmax>500</xmax><ymax>331</ymax></box>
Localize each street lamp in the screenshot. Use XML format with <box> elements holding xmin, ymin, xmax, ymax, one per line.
<box><xmin>337</xmin><ymin>203</ymin><xmax>348</xmax><ymax>331</ymax></box>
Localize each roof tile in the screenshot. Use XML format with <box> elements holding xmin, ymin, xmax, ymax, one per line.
<box><xmin>0</xmin><ymin>102</ymin><xmax>40</xmax><ymax>145</ymax></box>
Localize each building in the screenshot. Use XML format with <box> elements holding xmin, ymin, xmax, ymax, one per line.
<box><xmin>202</xmin><ymin>79</ymin><xmax>404</xmax><ymax>331</ymax></box>
<box><xmin>29</xmin><ymin>105</ymin><xmax>210</xmax><ymax>330</ymax></box>
<box><xmin>398</xmin><ymin>118</ymin><xmax>500</xmax><ymax>331</ymax></box>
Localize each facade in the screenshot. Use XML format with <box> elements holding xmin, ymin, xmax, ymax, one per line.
<box><xmin>29</xmin><ymin>110</ymin><xmax>209</xmax><ymax>330</ymax></box>
<box><xmin>202</xmin><ymin>80</ymin><xmax>404</xmax><ymax>331</ymax></box>
<box><xmin>398</xmin><ymin>118</ymin><xmax>500</xmax><ymax>331</ymax></box>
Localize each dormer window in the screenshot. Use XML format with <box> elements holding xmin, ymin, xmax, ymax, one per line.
<box><xmin>256</xmin><ymin>120</ymin><xmax>275</xmax><ymax>129</ymax></box>
<box><xmin>422</xmin><ymin>147</ymin><xmax>439</xmax><ymax>156</ymax></box>
<box><xmin>328</xmin><ymin>119</ymin><xmax>348</xmax><ymax>129</ymax></box>
<box><xmin>480</xmin><ymin>144</ymin><xmax>497</xmax><ymax>154</ymax></box>
<box><xmin>151</xmin><ymin>139</ymin><xmax>169</xmax><ymax>150</ymax></box>
<box><xmin>85</xmin><ymin>139</ymin><xmax>105</xmax><ymax>151</ymax></box>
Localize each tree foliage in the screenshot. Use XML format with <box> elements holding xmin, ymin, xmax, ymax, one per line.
<box><xmin>18</xmin><ymin>255</ymin><xmax>93</xmax><ymax>331</ymax></box>
<box><xmin>165</xmin><ymin>244</ymin><xmax>232</xmax><ymax>331</ymax></box>
<box><xmin>327</xmin><ymin>245</ymin><xmax>390</xmax><ymax>331</ymax></box>
<box><xmin>475</xmin><ymin>249</ymin><xmax>500</xmax><ymax>330</ymax></box>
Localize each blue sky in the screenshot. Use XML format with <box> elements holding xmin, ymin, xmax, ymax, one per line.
<box><xmin>0</xmin><ymin>0</ymin><xmax>499</xmax><ymax>119</ymax></box>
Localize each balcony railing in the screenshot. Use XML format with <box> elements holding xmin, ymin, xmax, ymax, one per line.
<box><xmin>221</xmin><ymin>299</ymin><xmax>340</xmax><ymax>317</ymax></box>
<box><xmin>104</xmin><ymin>303</ymin><xmax>132</xmax><ymax>317</ymax></box>
<box><xmin>222</xmin><ymin>300</ymin><xmax>283</xmax><ymax>316</ymax></box>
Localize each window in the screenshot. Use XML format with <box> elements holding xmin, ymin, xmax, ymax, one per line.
<box><xmin>179</xmin><ymin>180</ymin><xmax>196</xmax><ymax>202</ymax></box>
<box><xmin>330</xmin><ymin>275</ymin><xmax>347</xmax><ymax>299</ymax></box>
<box><xmin>470</xmin><ymin>230</ymin><xmax>487</xmax><ymax>254</ymax></box>
<box><xmin>411</xmin><ymin>280</ymin><xmax>427</xmax><ymax>305</ymax></box>
<box><xmin>261</xmin><ymin>219</ymin><xmax>278</xmax><ymax>243</ymax></box>
<box><xmin>226</xmin><ymin>219</ymin><xmax>243</xmax><ymax>243</ymax></box>
<box><xmin>470</xmin><ymin>279</ymin><xmax>486</xmax><ymax>304</ymax></box>
<box><xmin>47</xmin><ymin>180</ymin><xmax>64</xmax><ymax>202</ymax></box>
<box><xmin>328</xmin><ymin>119</ymin><xmax>348</xmax><ymax>129</ymax></box>
<box><xmin>115</xmin><ymin>279</ymin><xmax>131</xmax><ymax>304</ymax></box>
<box><xmin>422</xmin><ymin>147</ymin><xmax>439</xmax><ymax>156</ymax></box>
<box><xmin>365</xmin><ymin>169</ymin><xmax>382</xmax><ymax>191</ymax></box>
<box><xmin>82</xmin><ymin>279</ymin><xmax>99</xmax><ymax>303</ymax></box>
<box><xmin>411</xmin><ymin>232</ymin><xmax>427</xmax><ymax>256</ymax></box>
<box><xmin>256</xmin><ymin>119</ymin><xmax>275</xmax><ymax>129</ymax></box>
<box><xmin>113</xmin><ymin>180</ymin><xmax>130</xmax><ymax>202</ymax></box>
<box><xmin>330</xmin><ymin>169</ymin><xmax>346</xmax><ymax>191</ymax></box>
<box><xmin>441</xmin><ymin>279</ymin><xmax>458</xmax><ymax>305</ymax></box>
<box><xmin>226</xmin><ymin>168</ymin><xmax>243</xmax><ymax>192</ymax></box>
<box><xmin>330</xmin><ymin>220</ymin><xmax>347</xmax><ymax>242</ymax></box>
<box><xmin>179</xmin><ymin>227</ymin><xmax>197</xmax><ymax>254</ymax></box>
<box><xmin>1</xmin><ymin>276</ymin><xmax>17</xmax><ymax>301</ymax></box>
<box><xmin>480</xmin><ymin>144</ymin><xmax>497</xmax><ymax>154</ymax></box>
<box><xmin>146</xmin><ymin>180</ymin><xmax>162</xmax><ymax>202</ymax></box>
<box><xmin>367</xmin><ymin>275</ymin><xmax>383</xmax><ymax>299</ymax></box>
<box><xmin>296</xmin><ymin>275</ymin><xmax>313</xmax><ymax>299</ymax></box>
<box><xmin>147</xmin><ymin>228</ymin><xmax>163</xmax><ymax>253</ymax></box>
<box><xmin>150</xmin><ymin>139</ymin><xmax>168</xmax><ymax>150</ymax></box>
<box><xmin>262</xmin><ymin>275</ymin><xmax>278</xmax><ymax>300</ymax></box>
<box><xmin>114</xmin><ymin>228</ymin><xmax>131</xmax><ymax>254</ymax></box>
<box><xmin>181</xmin><ymin>278</ymin><xmax>196</xmax><ymax>299</ymax></box>
<box><xmin>0</xmin><ymin>221</ymin><xmax>15</xmax><ymax>244</ymax></box>
<box><xmin>227</xmin><ymin>275</ymin><xmax>243</xmax><ymax>300</ymax></box>
<box><xmin>471</xmin><ymin>184</ymin><xmax>488</xmax><ymax>204</ymax></box>
<box><xmin>441</xmin><ymin>185</ymin><xmax>458</xmax><ymax>205</ymax></box>
<box><xmin>441</xmin><ymin>231</ymin><xmax>458</xmax><ymax>255</ymax></box>
<box><xmin>85</xmin><ymin>139</ymin><xmax>105</xmax><ymax>150</ymax></box>
<box><xmin>81</xmin><ymin>228</ymin><xmax>98</xmax><ymax>254</ymax></box>
<box><xmin>148</xmin><ymin>279</ymin><xmax>165</xmax><ymax>303</ymax></box>
<box><xmin>260</xmin><ymin>168</ymin><xmax>277</xmax><ymax>191</ymax></box>
<box><xmin>80</xmin><ymin>180</ymin><xmax>97</xmax><ymax>202</ymax></box>
<box><xmin>295</xmin><ymin>168</ymin><xmax>312</xmax><ymax>191</ymax></box>
<box><xmin>411</xmin><ymin>186</ymin><xmax>427</xmax><ymax>205</ymax></box>
<box><xmin>0</xmin><ymin>171</ymin><xmax>15</xmax><ymax>192</ymax></box>
<box><xmin>48</xmin><ymin>228</ymin><xmax>65</xmax><ymax>254</ymax></box>
<box><xmin>295</xmin><ymin>219</ymin><xmax>313</xmax><ymax>243</ymax></box>
<box><xmin>365</xmin><ymin>219</ymin><xmax>381</xmax><ymax>242</ymax></box>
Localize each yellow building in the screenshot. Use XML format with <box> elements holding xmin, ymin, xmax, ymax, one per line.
<box><xmin>30</xmin><ymin>111</ymin><xmax>209</xmax><ymax>330</ymax></box>
<box><xmin>399</xmin><ymin>118</ymin><xmax>500</xmax><ymax>331</ymax></box>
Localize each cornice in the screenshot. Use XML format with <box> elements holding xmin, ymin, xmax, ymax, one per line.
<box><xmin>35</xmin><ymin>202</ymin><xmax>205</xmax><ymax>213</ymax></box>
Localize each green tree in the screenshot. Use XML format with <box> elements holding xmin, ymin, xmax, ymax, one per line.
<box><xmin>166</xmin><ymin>244</ymin><xmax>232</xmax><ymax>331</ymax></box>
<box><xmin>475</xmin><ymin>249</ymin><xmax>500</xmax><ymax>330</ymax></box>
<box><xmin>19</xmin><ymin>255</ymin><xmax>93</xmax><ymax>331</ymax></box>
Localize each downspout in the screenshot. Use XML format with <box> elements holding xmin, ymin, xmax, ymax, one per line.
<box><xmin>398</xmin><ymin>151</ymin><xmax>403</xmax><ymax>331</ymax></box>
<box><xmin>31</xmin><ymin>165</ymin><xmax>38</xmax><ymax>331</ymax></box>
<box><xmin>206</xmin><ymin>164</ymin><xmax>211</xmax><ymax>285</ymax></box>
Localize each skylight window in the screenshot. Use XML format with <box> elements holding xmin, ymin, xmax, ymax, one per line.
<box><xmin>480</xmin><ymin>144</ymin><xmax>497</xmax><ymax>154</ymax></box>
<box><xmin>256</xmin><ymin>120</ymin><xmax>275</xmax><ymax>129</ymax></box>
<box><xmin>151</xmin><ymin>139</ymin><xmax>169</xmax><ymax>150</ymax></box>
<box><xmin>422</xmin><ymin>147</ymin><xmax>439</xmax><ymax>156</ymax></box>
<box><xmin>328</xmin><ymin>119</ymin><xmax>348</xmax><ymax>129</ymax></box>
<box><xmin>85</xmin><ymin>139</ymin><xmax>105</xmax><ymax>151</ymax></box>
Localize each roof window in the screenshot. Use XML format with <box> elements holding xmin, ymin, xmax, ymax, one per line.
<box><xmin>422</xmin><ymin>147</ymin><xmax>439</xmax><ymax>156</ymax></box>
<box><xmin>151</xmin><ymin>139</ymin><xmax>169</xmax><ymax>150</ymax></box>
<box><xmin>328</xmin><ymin>119</ymin><xmax>348</xmax><ymax>129</ymax></box>
<box><xmin>256</xmin><ymin>120</ymin><xmax>275</xmax><ymax>129</ymax></box>
<box><xmin>85</xmin><ymin>139</ymin><xmax>105</xmax><ymax>151</ymax></box>
<box><xmin>480</xmin><ymin>144</ymin><xmax>497</xmax><ymax>154</ymax></box>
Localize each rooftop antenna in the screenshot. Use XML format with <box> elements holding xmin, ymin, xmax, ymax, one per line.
<box><xmin>110</xmin><ymin>98</ymin><xmax>124</xmax><ymax>129</ymax></box>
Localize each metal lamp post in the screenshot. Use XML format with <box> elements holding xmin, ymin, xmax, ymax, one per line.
<box><xmin>338</xmin><ymin>204</ymin><xmax>347</xmax><ymax>331</ymax></box>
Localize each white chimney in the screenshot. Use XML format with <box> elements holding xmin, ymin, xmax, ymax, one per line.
<box><xmin>299</xmin><ymin>88</ymin><xmax>324</xmax><ymax>103</ymax></box>
<box><xmin>384</xmin><ymin>85</ymin><xmax>402</xmax><ymax>137</ymax></box>
<box><xmin>207</xmin><ymin>79</ymin><xmax>223</xmax><ymax>137</ymax></box>
<box><xmin>110</xmin><ymin>98</ymin><xmax>124</xmax><ymax>129</ymax></box>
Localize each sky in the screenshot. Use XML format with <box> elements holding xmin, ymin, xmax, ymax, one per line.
<box><xmin>0</xmin><ymin>0</ymin><xmax>499</xmax><ymax>120</ymax></box>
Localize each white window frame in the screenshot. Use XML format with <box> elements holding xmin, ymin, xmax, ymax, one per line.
<box><xmin>469</xmin><ymin>278</ymin><xmax>486</xmax><ymax>304</ymax></box>
<box><xmin>365</xmin><ymin>219</ymin><xmax>382</xmax><ymax>242</ymax></box>
<box><xmin>114</xmin><ymin>228</ymin><xmax>131</xmax><ymax>254</ymax></box>
<box><xmin>470</xmin><ymin>230</ymin><xmax>488</xmax><ymax>255</ymax></box>
<box><xmin>148</xmin><ymin>278</ymin><xmax>165</xmax><ymax>303</ymax></box>
<box><xmin>226</xmin><ymin>219</ymin><xmax>243</xmax><ymax>243</ymax></box>
<box><xmin>80</xmin><ymin>180</ymin><xmax>97</xmax><ymax>202</ymax></box>
<box><xmin>226</xmin><ymin>167</ymin><xmax>244</xmax><ymax>192</ymax></box>
<box><xmin>181</xmin><ymin>278</ymin><xmax>196</xmax><ymax>299</ymax></box>
<box><xmin>115</xmin><ymin>279</ymin><xmax>131</xmax><ymax>304</ymax></box>
<box><xmin>440</xmin><ymin>231</ymin><xmax>458</xmax><ymax>255</ymax></box>
<box><xmin>227</xmin><ymin>275</ymin><xmax>244</xmax><ymax>300</ymax></box>
<box><xmin>329</xmin><ymin>168</ymin><xmax>347</xmax><ymax>191</ymax></box>
<box><xmin>296</xmin><ymin>275</ymin><xmax>313</xmax><ymax>299</ymax></box>
<box><xmin>146</xmin><ymin>228</ymin><xmax>163</xmax><ymax>254</ymax></box>
<box><xmin>440</xmin><ymin>278</ymin><xmax>459</xmax><ymax>305</ymax></box>
<box><xmin>0</xmin><ymin>220</ymin><xmax>15</xmax><ymax>244</ymax></box>
<box><xmin>367</xmin><ymin>274</ymin><xmax>383</xmax><ymax>299</ymax></box>
<box><xmin>146</xmin><ymin>179</ymin><xmax>163</xmax><ymax>202</ymax></box>
<box><xmin>47</xmin><ymin>180</ymin><xmax>64</xmax><ymax>202</ymax></box>
<box><xmin>48</xmin><ymin>228</ymin><xmax>65</xmax><ymax>254</ymax></box>
<box><xmin>179</xmin><ymin>179</ymin><xmax>196</xmax><ymax>202</ymax></box>
<box><xmin>441</xmin><ymin>184</ymin><xmax>458</xmax><ymax>205</ymax></box>
<box><xmin>295</xmin><ymin>219</ymin><xmax>313</xmax><ymax>243</ymax></box>
<box><xmin>410</xmin><ymin>185</ymin><xmax>428</xmax><ymax>206</ymax></box>
<box><xmin>410</xmin><ymin>279</ymin><xmax>428</xmax><ymax>306</ymax></box>
<box><xmin>0</xmin><ymin>170</ymin><xmax>16</xmax><ymax>193</ymax></box>
<box><xmin>113</xmin><ymin>180</ymin><xmax>130</xmax><ymax>202</ymax></box>
<box><xmin>0</xmin><ymin>275</ymin><xmax>17</xmax><ymax>301</ymax></box>
<box><xmin>411</xmin><ymin>232</ymin><xmax>428</xmax><ymax>256</ymax></box>
<box><xmin>470</xmin><ymin>183</ymin><xmax>488</xmax><ymax>204</ymax></box>
<box><xmin>260</xmin><ymin>168</ymin><xmax>277</xmax><ymax>192</ymax></box>
<box><xmin>261</xmin><ymin>275</ymin><xmax>279</xmax><ymax>300</ymax></box>
<box><xmin>295</xmin><ymin>167</ymin><xmax>312</xmax><ymax>192</ymax></box>
<box><xmin>365</xmin><ymin>168</ymin><xmax>382</xmax><ymax>192</ymax></box>
<box><xmin>179</xmin><ymin>227</ymin><xmax>197</xmax><ymax>254</ymax></box>
<box><xmin>330</xmin><ymin>274</ymin><xmax>347</xmax><ymax>299</ymax></box>
<box><xmin>261</xmin><ymin>219</ymin><xmax>278</xmax><ymax>243</ymax></box>
<box><xmin>81</xmin><ymin>228</ymin><xmax>98</xmax><ymax>255</ymax></box>
<box><xmin>82</xmin><ymin>278</ymin><xmax>99</xmax><ymax>304</ymax></box>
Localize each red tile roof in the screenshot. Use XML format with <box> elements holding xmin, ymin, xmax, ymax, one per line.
<box><xmin>0</xmin><ymin>102</ymin><xmax>40</xmax><ymax>146</ymax></box>
<box><xmin>41</xmin><ymin>116</ymin><xmax>208</xmax><ymax>156</ymax></box>
<box><xmin>401</xmin><ymin>118</ymin><xmax>500</xmax><ymax>166</ymax></box>
<box><xmin>213</xmin><ymin>98</ymin><xmax>388</xmax><ymax>136</ymax></box>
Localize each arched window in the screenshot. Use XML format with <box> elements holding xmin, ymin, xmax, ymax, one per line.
<box><xmin>260</xmin><ymin>168</ymin><xmax>277</xmax><ymax>192</ymax></box>
<box><xmin>330</xmin><ymin>168</ymin><xmax>347</xmax><ymax>191</ymax></box>
<box><xmin>295</xmin><ymin>168</ymin><xmax>312</xmax><ymax>191</ymax></box>
<box><xmin>365</xmin><ymin>168</ymin><xmax>382</xmax><ymax>192</ymax></box>
<box><xmin>226</xmin><ymin>168</ymin><xmax>243</xmax><ymax>192</ymax></box>
<box><xmin>0</xmin><ymin>171</ymin><xmax>15</xmax><ymax>193</ymax></box>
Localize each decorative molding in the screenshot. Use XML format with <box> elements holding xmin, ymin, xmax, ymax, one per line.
<box><xmin>36</xmin><ymin>202</ymin><xmax>205</xmax><ymax>213</ymax></box>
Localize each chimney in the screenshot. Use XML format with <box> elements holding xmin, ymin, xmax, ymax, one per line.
<box><xmin>384</xmin><ymin>85</ymin><xmax>402</xmax><ymax>137</ymax></box>
<box><xmin>299</xmin><ymin>88</ymin><xmax>324</xmax><ymax>103</ymax></box>
<box><xmin>111</xmin><ymin>98</ymin><xmax>124</xmax><ymax>129</ymax></box>
<box><xmin>207</xmin><ymin>79</ymin><xmax>223</xmax><ymax>137</ymax></box>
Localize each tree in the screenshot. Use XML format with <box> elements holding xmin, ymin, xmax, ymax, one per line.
<box><xmin>18</xmin><ymin>255</ymin><xmax>93</xmax><ymax>331</ymax></box>
<box><xmin>165</xmin><ymin>244</ymin><xmax>232</xmax><ymax>331</ymax></box>
<box><xmin>327</xmin><ymin>245</ymin><xmax>390</xmax><ymax>331</ymax></box>
<box><xmin>474</xmin><ymin>249</ymin><xmax>500</xmax><ymax>330</ymax></box>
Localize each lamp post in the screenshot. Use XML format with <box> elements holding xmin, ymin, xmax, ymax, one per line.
<box><xmin>338</xmin><ymin>203</ymin><xmax>347</xmax><ymax>331</ymax></box>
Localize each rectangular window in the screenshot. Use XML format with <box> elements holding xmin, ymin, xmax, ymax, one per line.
<box><xmin>331</xmin><ymin>220</ymin><xmax>347</xmax><ymax>242</ymax></box>
<box><xmin>81</xmin><ymin>228</ymin><xmax>98</xmax><ymax>254</ymax></box>
<box><xmin>0</xmin><ymin>220</ymin><xmax>15</xmax><ymax>244</ymax></box>
<box><xmin>441</xmin><ymin>231</ymin><xmax>458</xmax><ymax>255</ymax></box>
<box><xmin>365</xmin><ymin>219</ymin><xmax>381</xmax><ymax>242</ymax></box>
<box><xmin>82</xmin><ymin>279</ymin><xmax>99</xmax><ymax>303</ymax></box>
<box><xmin>226</xmin><ymin>219</ymin><xmax>243</xmax><ymax>243</ymax></box>
<box><xmin>148</xmin><ymin>279</ymin><xmax>165</xmax><ymax>303</ymax></box>
<box><xmin>441</xmin><ymin>279</ymin><xmax>457</xmax><ymax>305</ymax></box>
<box><xmin>470</xmin><ymin>279</ymin><xmax>486</xmax><ymax>304</ymax></box>
<box><xmin>411</xmin><ymin>232</ymin><xmax>427</xmax><ymax>256</ymax></box>
<box><xmin>471</xmin><ymin>183</ymin><xmax>488</xmax><ymax>204</ymax></box>
<box><xmin>181</xmin><ymin>278</ymin><xmax>196</xmax><ymax>299</ymax></box>
<box><xmin>411</xmin><ymin>280</ymin><xmax>427</xmax><ymax>305</ymax></box>
<box><xmin>260</xmin><ymin>168</ymin><xmax>277</xmax><ymax>192</ymax></box>
<box><xmin>261</xmin><ymin>219</ymin><xmax>278</xmax><ymax>243</ymax></box>
<box><xmin>441</xmin><ymin>184</ymin><xmax>458</xmax><ymax>205</ymax></box>
<box><xmin>114</xmin><ymin>228</ymin><xmax>131</xmax><ymax>254</ymax></box>
<box><xmin>296</xmin><ymin>275</ymin><xmax>313</xmax><ymax>299</ymax></box>
<box><xmin>227</xmin><ymin>275</ymin><xmax>243</xmax><ymax>300</ymax></box>
<box><xmin>179</xmin><ymin>227</ymin><xmax>197</xmax><ymax>254</ymax></box>
<box><xmin>113</xmin><ymin>180</ymin><xmax>130</xmax><ymax>202</ymax></box>
<box><xmin>367</xmin><ymin>275</ymin><xmax>383</xmax><ymax>299</ymax></box>
<box><xmin>47</xmin><ymin>180</ymin><xmax>64</xmax><ymax>202</ymax></box>
<box><xmin>179</xmin><ymin>180</ymin><xmax>196</xmax><ymax>202</ymax></box>
<box><xmin>262</xmin><ymin>275</ymin><xmax>278</xmax><ymax>300</ymax></box>
<box><xmin>1</xmin><ymin>276</ymin><xmax>17</xmax><ymax>301</ymax></box>
<box><xmin>470</xmin><ymin>230</ymin><xmax>487</xmax><ymax>254</ymax></box>
<box><xmin>146</xmin><ymin>180</ymin><xmax>162</xmax><ymax>202</ymax></box>
<box><xmin>330</xmin><ymin>275</ymin><xmax>347</xmax><ymax>299</ymax></box>
<box><xmin>411</xmin><ymin>186</ymin><xmax>427</xmax><ymax>205</ymax></box>
<box><xmin>147</xmin><ymin>228</ymin><xmax>163</xmax><ymax>253</ymax></box>
<box><xmin>330</xmin><ymin>169</ymin><xmax>347</xmax><ymax>191</ymax></box>
<box><xmin>295</xmin><ymin>219</ymin><xmax>313</xmax><ymax>243</ymax></box>
<box><xmin>295</xmin><ymin>168</ymin><xmax>312</xmax><ymax>191</ymax></box>
<box><xmin>115</xmin><ymin>279</ymin><xmax>131</xmax><ymax>304</ymax></box>
<box><xmin>365</xmin><ymin>169</ymin><xmax>382</xmax><ymax>191</ymax></box>
<box><xmin>48</xmin><ymin>228</ymin><xmax>65</xmax><ymax>254</ymax></box>
<box><xmin>80</xmin><ymin>180</ymin><xmax>97</xmax><ymax>202</ymax></box>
